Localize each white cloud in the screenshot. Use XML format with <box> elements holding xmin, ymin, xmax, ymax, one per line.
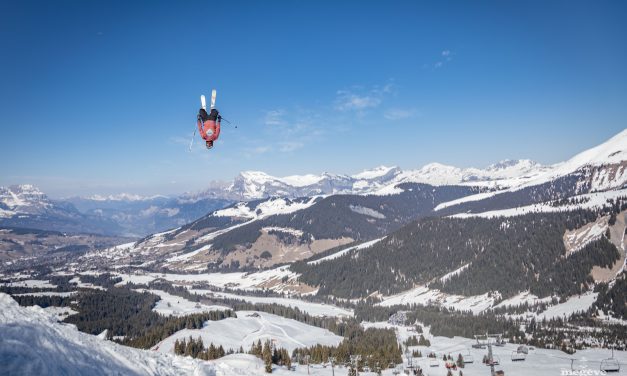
<box><xmin>335</xmin><ymin>90</ymin><xmax>382</xmax><ymax>111</ymax></box>
<box><xmin>140</xmin><ymin>206</ymin><xmax>159</xmax><ymax>217</ymax></box>
<box><xmin>434</xmin><ymin>50</ymin><xmax>453</xmax><ymax>68</ymax></box>
<box><xmin>160</xmin><ymin>207</ymin><xmax>180</xmax><ymax>217</ymax></box>
<box><xmin>335</xmin><ymin>81</ymin><xmax>396</xmax><ymax>111</ymax></box>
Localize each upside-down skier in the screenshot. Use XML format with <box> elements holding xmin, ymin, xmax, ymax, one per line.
<box><xmin>197</xmin><ymin>107</ymin><xmax>221</xmax><ymax>149</ymax></box>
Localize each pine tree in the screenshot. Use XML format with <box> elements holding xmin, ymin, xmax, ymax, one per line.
<box><xmin>174</xmin><ymin>339</ymin><xmax>181</xmax><ymax>355</ymax></box>
<box><xmin>263</xmin><ymin>340</ymin><xmax>273</xmax><ymax>373</ymax></box>
<box><xmin>283</xmin><ymin>349</ymin><xmax>292</xmax><ymax>369</ymax></box>
<box><xmin>256</xmin><ymin>340</ymin><xmax>263</xmax><ymax>357</ymax></box>
<box><xmin>272</xmin><ymin>347</ymin><xmax>279</xmax><ymax>364</ymax></box>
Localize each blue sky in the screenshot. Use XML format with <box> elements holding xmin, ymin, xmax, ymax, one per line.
<box><xmin>1</xmin><ymin>1</ymin><xmax>626</xmax><ymax>197</ymax></box>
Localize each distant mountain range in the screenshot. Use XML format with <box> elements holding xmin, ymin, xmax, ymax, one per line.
<box><xmin>193</xmin><ymin>130</ymin><xmax>627</xmax><ymax>200</ymax></box>
<box><xmin>3</xmin><ymin>129</ymin><xmax>627</xmax><ymax>240</ymax></box>
<box><xmin>0</xmin><ymin>185</ymin><xmax>123</xmax><ymax>235</ymax></box>
<box><xmin>0</xmin><ymin>159</ymin><xmax>541</xmax><ymax>237</ymax></box>
<box><xmin>0</xmin><ymin>185</ymin><xmax>231</xmax><ymax>237</ymax></box>
<box><xmin>194</xmin><ymin>159</ymin><xmax>550</xmax><ymax>201</ymax></box>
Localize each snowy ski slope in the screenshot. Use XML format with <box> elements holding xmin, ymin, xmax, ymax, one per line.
<box><xmin>153</xmin><ymin>310</ymin><xmax>343</xmax><ymax>354</ymax></box>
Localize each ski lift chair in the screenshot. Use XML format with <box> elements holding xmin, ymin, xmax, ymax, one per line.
<box><xmin>511</xmin><ymin>350</ymin><xmax>526</xmax><ymax>362</ymax></box>
<box><xmin>463</xmin><ymin>350</ymin><xmax>475</xmax><ymax>364</ymax></box>
<box><xmin>600</xmin><ymin>357</ymin><xmax>620</xmax><ymax>373</ymax></box>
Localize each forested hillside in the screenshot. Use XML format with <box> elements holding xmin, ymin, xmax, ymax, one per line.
<box><xmin>196</xmin><ymin>183</ymin><xmax>480</xmax><ymax>254</ymax></box>
<box><xmin>292</xmin><ymin>210</ymin><xmax>621</xmax><ymax>299</ymax></box>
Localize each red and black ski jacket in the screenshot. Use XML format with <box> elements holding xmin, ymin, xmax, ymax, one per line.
<box><xmin>197</xmin><ymin>109</ymin><xmax>221</xmax><ymax>143</ymax></box>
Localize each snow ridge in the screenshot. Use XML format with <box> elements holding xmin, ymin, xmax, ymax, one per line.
<box><xmin>0</xmin><ymin>293</ymin><xmax>215</xmax><ymax>376</ymax></box>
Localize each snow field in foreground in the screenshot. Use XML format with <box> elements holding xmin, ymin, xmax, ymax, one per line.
<box><xmin>0</xmin><ymin>293</ymin><xmax>215</xmax><ymax>376</ymax></box>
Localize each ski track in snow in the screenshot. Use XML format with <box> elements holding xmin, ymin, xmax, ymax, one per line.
<box><xmin>137</xmin><ymin>289</ymin><xmax>231</xmax><ymax>317</ymax></box>
<box><xmin>153</xmin><ymin>310</ymin><xmax>343</xmax><ymax>354</ymax></box>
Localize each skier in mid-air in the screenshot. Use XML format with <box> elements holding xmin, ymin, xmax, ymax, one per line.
<box><xmin>197</xmin><ymin>107</ymin><xmax>221</xmax><ymax>149</ymax></box>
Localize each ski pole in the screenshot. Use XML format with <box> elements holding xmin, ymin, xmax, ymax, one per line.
<box><xmin>219</xmin><ymin>116</ymin><xmax>237</xmax><ymax>128</ymax></box>
<box><xmin>188</xmin><ymin>127</ymin><xmax>196</xmax><ymax>152</ymax></box>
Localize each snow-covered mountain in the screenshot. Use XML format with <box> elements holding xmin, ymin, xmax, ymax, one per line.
<box><xmin>193</xmin><ymin>160</ymin><xmax>547</xmax><ymax>201</ymax></box>
<box><xmin>436</xmin><ymin>129</ymin><xmax>627</xmax><ymax>215</ymax></box>
<box><xmin>0</xmin><ymin>185</ymin><xmax>123</xmax><ymax>235</ymax></box>
<box><xmin>522</xmin><ymin>128</ymin><xmax>627</xmax><ymax>191</ymax></box>
<box><xmin>0</xmin><ymin>184</ymin><xmax>51</xmax><ymax>217</ymax></box>
<box><xmin>194</xmin><ymin>129</ymin><xmax>627</xmax><ymax>202</ymax></box>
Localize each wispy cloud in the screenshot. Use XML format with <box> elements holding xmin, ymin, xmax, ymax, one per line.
<box><xmin>264</xmin><ymin>109</ymin><xmax>287</xmax><ymax>126</ymax></box>
<box><xmin>434</xmin><ymin>49</ymin><xmax>454</xmax><ymax>69</ymax></box>
<box><xmin>384</xmin><ymin>108</ymin><xmax>416</xmax><ymax>120</ymax></box>
<box><xmin>335</xmin><ymin>82</ymin><xmax>395</xmax><ymax>112</ymax></box>
<box><xmin>335</xmin><ymin>90</ymin><xmax>382</xmax><ymax>111</ymax></box>
<box><xmin>169</xmin><ymin>135</ymin><xmax>191</xmax><ymax>146</ymax></box>
<box><xmin>243</xmin><ymin>81</ymin><xmax>399</xmax><ymax>155</ymax></box>
<box><xmin>258</xmin><ymin>107</ymin><xmax>323</xmax><ymax>153</ymax></box>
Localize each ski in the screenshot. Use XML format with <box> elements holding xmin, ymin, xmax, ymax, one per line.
<box><xmin>210</xmin><ymin>89</ymin><xmax>217</xmax><ymax>109</ymax></box>
<box><xmin>200</xmin><ymin>95</ymin><xmax>206</xmax><ymax>110</ymax></box>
